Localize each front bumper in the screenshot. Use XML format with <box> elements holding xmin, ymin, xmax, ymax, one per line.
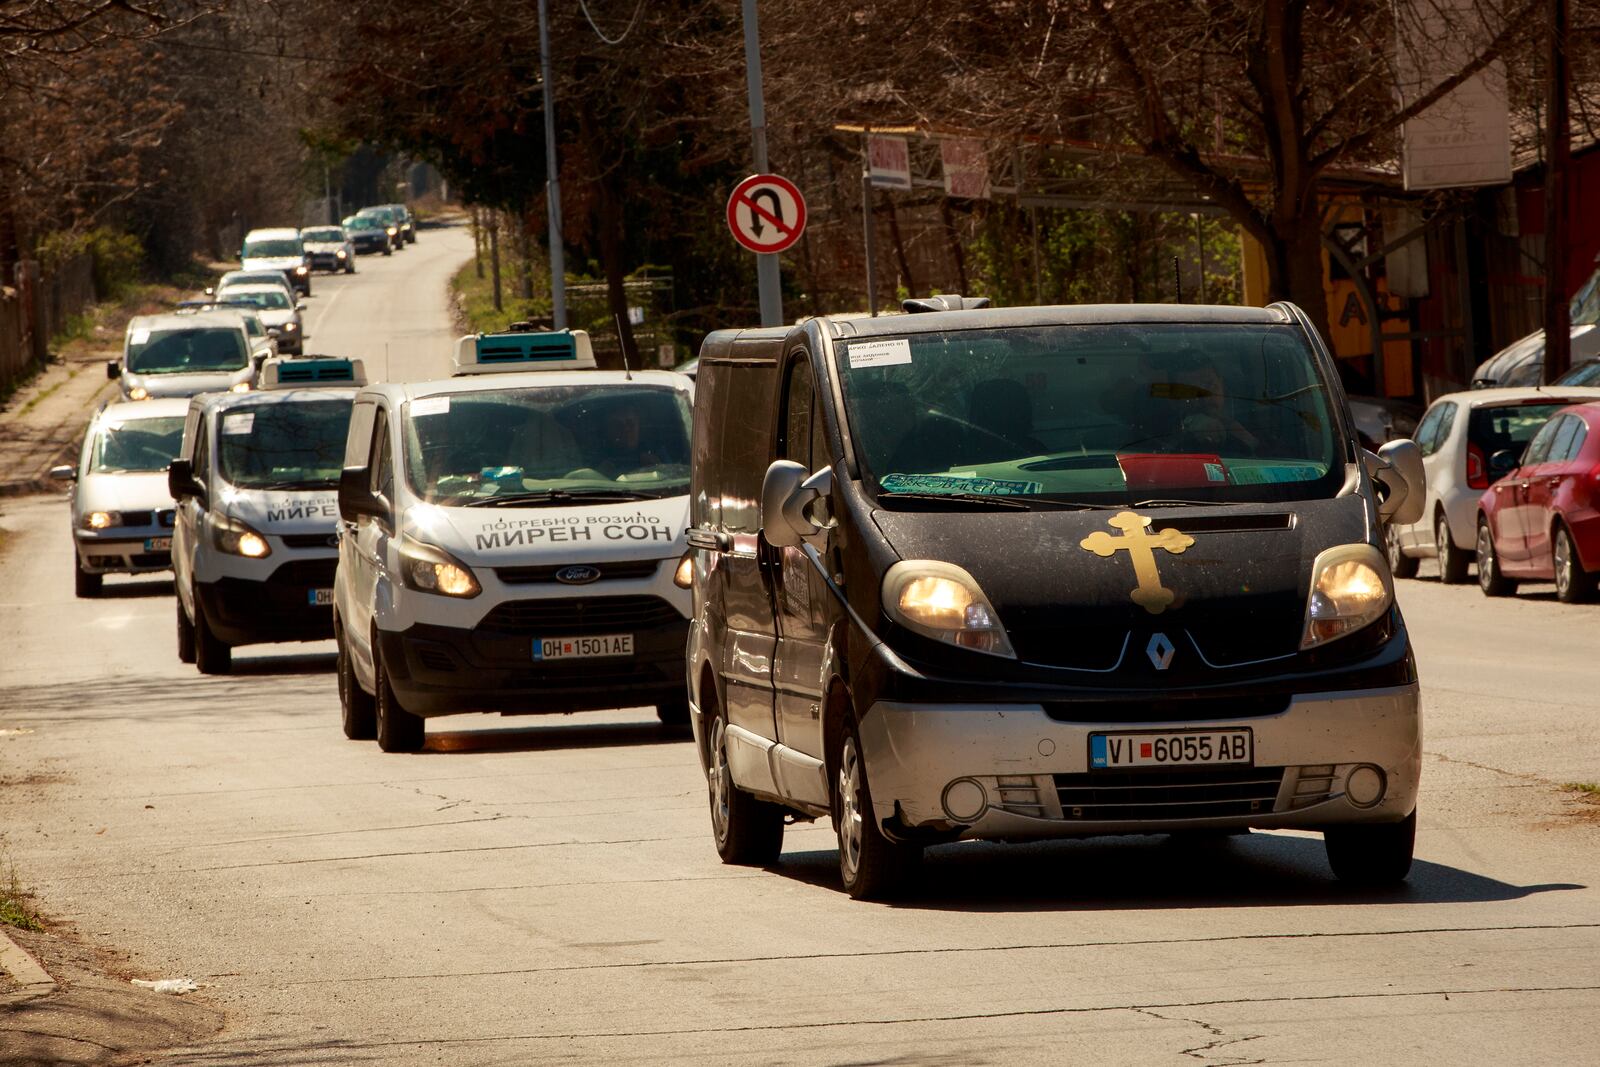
<box><xmin>195</xmin><ymin>556</ymin><xmax>336</xmax><ymax>646</ymax></box>
<box><xmin>378</xmin><ymin>614</ymin><xmax>689</xmax><ymax>717</ymax></box>
<box><xmin>74</xmin><ymin>527</ymin><xmax>173</xmax><ymax>574</ymax></box>
<box><xmin>856</xmin><ymin>684</ymin><xmax>1421</xmax><ymax>841</ymax></box>
<box><xmin>308</xmin><ymin>252</ymin><xmax>345</xmax><ymax>271</ymax></box>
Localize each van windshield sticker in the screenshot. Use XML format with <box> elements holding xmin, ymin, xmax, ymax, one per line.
<box><xmin>879</xmin><ymin>472</ymin><xmax>1043</xmax><ymax>496</ymax></box>
<box><xmin>130</xmin><ymin>329</ymin><xmax>150</xmax><ymax>345</ymax></box>
<box><xmin>848</xmin><ymin>338</ymin><xmax>912</xmax><ymax>369</ymax></box>
<box><xmin>410</xmin><ymin>396</ymin><xmax>450</xmax><ymax>417</ymax></box>
<box><xmin>222</xmin><ymin>412</ymin><xmax>255</xmax><ymax>435</ymax></box>
<box><xmin>1228</xmin><ymin>463</ymin><xmax>1326</xmax><ymax>485</ymax></box>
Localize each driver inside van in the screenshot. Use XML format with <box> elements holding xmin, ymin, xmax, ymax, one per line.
<box><xmin>594</xmin><ymin>406</ymin><xmax>661</xmax><ymax>478</ymax></box>
<box><xmin>1162</xmin><ymin>351</ymin><xmax>1261</xmax><ymax>454</ymax></box>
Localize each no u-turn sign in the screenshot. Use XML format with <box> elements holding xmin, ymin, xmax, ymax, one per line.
<box><xmin>726</xmin><ymin>173</ymin><xmax>807</xmax><ymax>254</ymax></box>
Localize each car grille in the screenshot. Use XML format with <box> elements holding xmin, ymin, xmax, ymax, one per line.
<box><xmin>130</xmin><ymin>552</ymin><xmax>169</xmax><ymax>567</ymax></box>
<box><xmin>281</xmin><ymin>533</ymin><xmax>338</xmax><ymax>549</ymax></box>
<box><xmin>1053</xmin><ymin>766</ymin><xmax>1284</xmax><ymax>821</ymax></box>
<box><xmin>495</xmin><ymin>559</ymin><xmax>660</xmax><ymax>584</ymax></box>
<box><xmin>120</xmin><ymin>510</ymin><xmax>172</xmax><ymax>528</ymax></box>
<box><xmin>269</xmin><ymin>558</ymin><xmax>338</xmax><ymax>587</ymax></box>
<box><xmin>478</xmin><ymin>595</ymin><xmax>681</xmax><ymax>635</ymax></box>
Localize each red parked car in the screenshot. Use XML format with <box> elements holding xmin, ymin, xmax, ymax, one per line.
<box><xmin>1476</xmin><ymin>402</ymin><xmax>1600</xmax><ymax>602</ymax></box>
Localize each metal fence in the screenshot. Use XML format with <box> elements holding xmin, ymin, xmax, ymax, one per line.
<box><xmin>0</xmin><ymin>253</ymin><xmax>96</xmax><ymax>397</ymax></box>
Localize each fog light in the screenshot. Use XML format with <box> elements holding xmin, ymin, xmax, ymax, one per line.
<box><xmin>1345</xmin><ymin>765</ymin><xmax>1385</xmax><ymax>808</ymax></box>
<box><xmin>941</xmin><ymin>778</ymin><xmax>987</xmax><ymax>822</ymax></box>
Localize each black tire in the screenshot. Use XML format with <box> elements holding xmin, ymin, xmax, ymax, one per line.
<box><xmin>373</xmin><ymin>636</ymin><xmax>424</xmax><ymax>752</ymax></box>
<box><xmin>1553</xmin><ymin>525</ymin><xmax>1598</xmax><ymax>603</ymax></box>
<box><xmin>74</xmin><ymin>564</ymin><xmax>102</xmax><ymax>598</ymax></box>
<box><xmin>1324</xmin><ymin>809</ymin><xmax>1416</xmax><ymax>887</ymax></box>
<box><xmin>834</xmin><ymin>714</ymin><xmax>922</xmax><ymax>900</ymax></box>
<box><xmin>382</xmin><ymin>246</ymin><xmax>392</xmax><ymax>257</ymax></box>
<box><xmin>194</xmin><ymin>600</ymin><xmax>232</xmax><ymax>675</ymax></box>
<box><xmin>1476</xmin><ymin>517</ymin><xmax>1515</xmax><ymax>597</ymax></box>
<box><xmin>345</xmin><ymin>262</ymin><xmax>356</xmax><ymax>274</ymax></box>
<box><xmin>176</xmin><ymin>598</ymin><xmax>196</xmax><ymax>664</ymax></box>
<box><xmin>1436</xmin><ymin>513</ymin><xmax>1468</xmax><ymax>584</ymax></box>
<box><xmin>336</xmin><ymin>622</ymin><xmax>376</xmax><ymax>740</ymax></box>
<box><xmin>656</xmin><ymin>698</ymin><xmax>690</xmax><ymax>727</ymax></box>
<box><xmin>1386</xmin><ymin>525</ymin><xmax>1418</xmax><ymax>579</ymax></box>
<box><xmin>706</xmin><ymin>700</ymin><xmax>784</xmax><ymax>865</ymax></box>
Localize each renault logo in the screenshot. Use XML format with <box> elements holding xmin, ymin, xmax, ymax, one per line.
<box><xmin>555</xmin><ymin>565</ymin><xmax>601</xmax><ymax>585</ymax></box>
<box><xmin>1146</xmin><ymin>633</ymin><xmax>1175</xmax><ymax>671</ymax></box>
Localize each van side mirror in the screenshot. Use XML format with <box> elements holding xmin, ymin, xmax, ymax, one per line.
<box><xmin>106</xmin><ymin>360</ymin><xmax>121</xmax><ymax>380</ymax></box>
<box><xmin>49</xmin><ymin>464</ymin><xmax>76</xmax><ymax>482</ymax></box>
<box><xmin>1489</xmin><ymin>448</ymin><xmax>1521</xmax><ymax>478</ymax></box>
<box><xmin>338</xmin><ymin>465</ymin><xmax>387</xmax><ymax>523</ymax></box>
<box><xmin>761</xmin><ymin>460</ymin><xmax>834</xmax><ymax>548</ymax></box>
<box><xmin>1367</xmin><ymin>440</ymin><xmax>1424</xmax><ymax>526</ymax></box>
<box><xmin>167</xmin><ymin>458</ymin><xmax>206</xmax><ymax>506</ymax></box>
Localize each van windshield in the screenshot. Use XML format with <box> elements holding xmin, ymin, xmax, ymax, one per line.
<box><xmin>218</xmin><ymin>399</ymin><xmax>353</xmax><ymax>489</ymax></box>
<box><xmin>90</xmin><ymin>416</ymin><xmax>185</xmax><ymax>473</ymax></box>
<box><xmin>128</xmin><ymin>327</ymin><xmax>248</xmax><ymax>374</ymax></box>
<box><xmin>403</xmin><ymin>384</ymin><xmax>693</xmax><ymax>505</ymax></box>
<box><xmin>243</xmin><ymin>239</ymin><xmax>301</xmax><ymax>258</ymax></box>
<box><xmin>837</xmin><ymin>322</ymin><xmax>1345</xmax><ymax>505</ymax></box>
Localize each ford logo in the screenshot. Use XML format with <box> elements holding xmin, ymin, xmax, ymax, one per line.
<box><xmin>556</xmin><ymin>565</ymin><xmax>601</xmax><ymax>585</ymax></box>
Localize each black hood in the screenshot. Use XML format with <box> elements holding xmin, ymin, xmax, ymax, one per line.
<box><xmin>870</xmin><ymin>495</ymin><xmax>1371</xmax><ymax>686</ymax></box>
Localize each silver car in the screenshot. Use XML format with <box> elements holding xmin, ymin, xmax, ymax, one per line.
<box><xmin>300</xmin><ymin>225</ymin><xmax>356</xmax><ymax>274</ymax></box>
<box><xmin>215</xmin><ymin>284</ymin><xmax>307</xmax><ymax>356</ymax></box>
<box><xmin>108</xmin><ymin>311</ymin><xmax>256</xmax><ymax>400</ymax></box>
<box><xmin>52</xmin><ymin>398</ymin><xmax>189</xmax><ymax>597</ymax></box>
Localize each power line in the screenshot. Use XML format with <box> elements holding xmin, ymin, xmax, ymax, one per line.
<box><xmin>577</xmin><ymin>0</ymin><xmax>644</xmax><ymax>45</ymax></box>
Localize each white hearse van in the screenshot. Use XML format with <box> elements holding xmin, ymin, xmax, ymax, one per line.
<box><xmin>167</xmin><ymin>356</ymin><xmax>365</xmax><ymax>673</ymax></box>
<box><xmin>240</xmin><ymin>227</ymin><xmax>312</xmax><ymax>296</ymax></box>
<box><xmin>332</xmin><ymin>326</ymin><xmax>695</xmax><ymax>751</ymax></box>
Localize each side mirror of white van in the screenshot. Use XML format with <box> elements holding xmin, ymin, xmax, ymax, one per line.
<box><xmin>760</xmin><ymin>460</ymin><xmax>834</xmax><ymax>548</ymax></box>
<box><xmin>338</xmin><ymin>465</ymin><xmax>388</xmax><ymax>524</ymax></box>
<box><xmin>1368</xmin><ymin>439</ymin><xmax>1424</xmax><ymax>526</ymax></box>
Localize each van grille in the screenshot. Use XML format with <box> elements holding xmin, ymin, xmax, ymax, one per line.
<box><xmin>1054</xmin><ymin>766</ymin><xmax>1284</xmax><ymax>821</ymax></box>
<box><xmin>1043</xmin><ymin>694</ymin><xmax>1290</xmax><ymax>723</ymax></box>
<box><xmin>496</xmin><ymin>559</ymin><xmax>660</xmax><ymax>584</ymax></box>
<box><xmin>282</xmin><ymin>533</ymin><xmax>338</xmax><ymax>549</ymax></box>
<box><xmin>478</xmin><ymin>595</ymin><xmax>682</xmax><ymax>634</ymax></box>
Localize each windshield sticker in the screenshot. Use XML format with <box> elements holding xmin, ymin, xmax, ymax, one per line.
<box><xmin>1205</xmin><ymin>463</ymin><xmax>1226</xmax><ymax>482</ymax></box>
<box><xmin>1229</xmin><ymin>464</ymin><xmax>1325</xmax><ymax>485</ymax></box>
<box><xmin>410</xmin><ymin>396</ymin><xmax>450</xmax><ymax>417</ymax></box>
<box><xmin>879</xmin><ymin>472</ymin><xmax>1043</xmax><ymax>496</ymax></box>
<box><xmin>475</xmin><ymin>512</ymin><xmax>676</xmax><ymax>551</ymax></box>
<box><xmin>221</xmin><ymin>412</ymin><xmax>255</xmax><ymax>435</ymax></box>
<box><xmin>848</xmin><ymin>338</ymin><xmax>913</xmax><ymax>369</ymax></box>
<box><xmin>129</xmin><ymin>328</ymin><xmax>150</xmax><ymax>345</ymax></box>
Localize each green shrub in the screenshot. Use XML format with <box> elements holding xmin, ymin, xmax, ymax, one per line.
<box><xmin>37</xmin><ymin>227</ymin><xmax>145</xmax><ymax>299</ymax></box>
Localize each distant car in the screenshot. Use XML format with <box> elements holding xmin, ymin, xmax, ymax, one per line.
<box><xmin>108</xmin><ymin>311</ymin><xmax>257</xmax><ymax>400</ymax></box>
<box><xmin>1476</xmin><ymin>402</ymin><xmax>1600</xmax><ymax>602</ymax></box>
<box><xmin>216</xmin><ymin>284</ymin><xmax>306</xmax><ymax>355</ymax></box>
<box><xmin>354</xmin><ymin>207</ymin><xmax>404</xmax><ymax>251</ymax></box>
<box><xmin>300</xmin><ymin>226</ymin><xmax>356</xmax><ymax>274</ymax></box>
<box><xmin>1555</xmin><ymin>358</ymin><xmax>1600</xmax><ymax>386</ymax></box>
<box><xmin>51</xmin><ymin>398</ymin><xmax>189</xmax><ymax>597</ymax></box>
<box><xmin>240</xmin><ymin>227</ymin><xmax>312</xmax><ymax>296</ymax></box>
<box><xmin>1471</xmin><ymin>257</ymin><xmax>1600</xmax><ymax>387</ymax></box>
<box><xmin>1387</xmin><ymin>386</ymin><xmax>1600</xmax><ymax>582</ymax></box>
<box><xmin>673</xmin><ymin>358</ymin><xmax>698</xmax><ymax>380</ymax></box>
<box><xmin>208</xmin><ymin>270</ymin><xmax>296</xmax><ymax>303</ymax></box>
<box><xmin>342</xmin><ymin>215</ymin><xmax>393</xmax><ymax>256</ymax></box>
<box><xmin>380</xmin><ymin>203</ymin><xmax>416</xmax><ymax>244</ymax></box>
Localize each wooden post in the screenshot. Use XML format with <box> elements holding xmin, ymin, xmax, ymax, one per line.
<box><xmin>1543</xmin><ymin>0</ymin><xmax>1571</xmax><ymax>382</ymax></box>
<box><xmin>490</xmin><ymin>212</ymin><xmax>503</xmax><ymax>314</ymax></box>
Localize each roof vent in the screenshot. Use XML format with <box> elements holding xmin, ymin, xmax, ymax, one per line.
<box><xmin>902</xmin><ymin>294</ymin><xmax>991</xmax><ymax>314</ymax></box>
<box><xmin>259</xmin><ymin>356</ymin><xmax>366</xmax><ymax>388</ymax></box>
<box><xmin>452</xmin><ymin>328</ymin><xmax>596</xmax><ymax>375</ymax></box>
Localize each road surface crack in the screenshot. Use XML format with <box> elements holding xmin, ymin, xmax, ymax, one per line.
<box><xmin>1130</xmin><ymin>1007</ymin><xmax>1264</xmax><ymax>1065</ymax></box>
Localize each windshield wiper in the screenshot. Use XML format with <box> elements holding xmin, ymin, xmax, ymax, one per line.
<box><xmin>877</xmin><ymin>491</ymin><xmax>1103</xmax><ymax>511</ymax></box>
<box><xmin>251</xmin><ymin>480</ymin><xmax>337</xmax><ymax>491</ymax></box>
<box><xmin>1131</xmin><ymin>498</ymin><xmax>1218</xmax><ymax>508</ymax></box>
<box><xmin>461</xmin><ymin>488</ymin><xmax>656</xmax><ymax>508</ymax></box>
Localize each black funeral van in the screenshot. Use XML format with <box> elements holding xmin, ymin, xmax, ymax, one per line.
<box><xmin>685</xmin><ymin>298</ymin><xmax>1428</xmax><ymax>899</ymax></box>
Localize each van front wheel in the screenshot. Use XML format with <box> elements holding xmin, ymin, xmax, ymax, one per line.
<box><xmin>835</xmin><ymin>718</ymin><xmax>921</xmax><ymax>900</ymax></box>
<box><xmin>337</xmin><ymin>623</ymin><xmax>376</xmax><ymax>740</ymax></box>
<box><xmin>1324</xmin><ymin>810</ymin><xmax>1415</xmax><ymax>887</ymax></box>
<box><xmin>373</xmin><ymin>637</ymin><xmax>424</xmax><ymax>752</ymax></box>
<box><xmin>706</xmin><ymin>706</ymin><xmax>783</xmax><ymax>865</ymax></box>
<box><xmin>176</xmin><ymin>599</ymin><xmax>195</xmax><ymax>664</ymax></box>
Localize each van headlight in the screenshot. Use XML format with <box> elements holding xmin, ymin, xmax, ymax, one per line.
<box><xmin>398</xmin><ymin>538</ymin><xmax>480</xmax><ymax>598</ymax></box>
<box><xmin>83</xmin><ymin>510</ymin><xmax>122</xmax><ymax>530</ymax></box>
<box><xmin>882</xmin><ymin>560</ymin><xmax>1015</xmax><ymax>658</ymax></box>
<box><xmin>128</xmin><ymin>386</ymin><xmax>149</xmax><ymax>401</ymax></box>
<box><xmin>1301</xmin><ymin>544</ymin><xmax>1392</xmax><ymax>649</ymax></box>
<box><xmin>673</xmin><ymin>551</ymin><xmax>694</xmax><ymax>588</ymax></box>
<box><xmin>229</xmin><ymin>382</ymin><xmax>251</xmax><ymax>393</ymax></box>
<box><xmin>212</xmin><ymin>513</ymin><xmax>271</xmax><ymax>558</ymax></box>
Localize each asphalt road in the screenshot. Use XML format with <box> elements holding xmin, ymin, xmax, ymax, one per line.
<box><xmin>2</xmin><ymin>249</ymin><xmax>1598</xmax><ymax>1062</ymax></box>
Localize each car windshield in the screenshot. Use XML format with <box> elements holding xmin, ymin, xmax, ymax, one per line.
<box><xmin>127</xmin><ymin>327</ymin><xmax>248</xmax><ymax>374</ymax></box>
<box><xmin>243</xmin><ymin>239</ymin><xmax>301</xmax><ymax>258</ymax></box>
<box><xmin>218</xmin><ymin>289</ymin><xmax>291</xmax><ymax>310</ymax></box>
<box><xmin>90</xmin><ymin>415</ymin><xmax>185</xmax><ymax>473</ymax></box>
<box><xmin>403</xmin><ymin>384</ymin><xmax>694</xmax><ymax>504</ymax></box>
<box><xmin>346</xmin><ymin>217</ymin><xmax>380</xmax><ymax>231</ymax></box>
<box><xmin>302</xmin><ymin>229</ymin><xmax>343</xmax><ymax>242</ymax></box>
<box><xmin>1556</xmin><ymin>361</ymin><xmax>1600</xmax><ymax>386</ymax></box>
<box><xmin>223</xmin><ymin>273</ymin><xmax>287</xmax><ymax>289</ymax></box>
<box><xmin>218</xmin><ymin>399</ymin><xmax>353</xmax><ymax>489</ymax></box>
<box><xmin>837</xmin><ymin>322</ymin><xmax>1344</xmax><ymax>505</ymax></box>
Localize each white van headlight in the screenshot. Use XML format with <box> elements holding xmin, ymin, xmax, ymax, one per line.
<box><xmin>399</xmin><ymin>538</ymin><xmax>480</xmax><ymax>598</ymax></box>
<box><xmin>882</xmin><ymin>560</ymin><xmax>1015</xmax><ymax>658</ymax></box>
<box><xmin>128</xmin><ymin>386</ymin><xmax>149</xmax><ymax>401</ymax></box>
<box><xmin>1301</xmin><ymin>544</ymin><xmax>1392</xmax><ymax>649</ymax></box>
<box><xmin>212</xmin><ymin>513</ymin><xmax>271</xmax><ymax>558</ymax></box>
<box><xmin>83</xmin><ymin>510</ymin><xmax>122</xmax><ymax>530</ymax></box>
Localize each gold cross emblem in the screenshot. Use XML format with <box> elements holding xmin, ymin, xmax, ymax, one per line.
<box><xmin>1080</xmin><ymin>511</ymin><xmax>1195</xmax><ymax>614</ymax></box>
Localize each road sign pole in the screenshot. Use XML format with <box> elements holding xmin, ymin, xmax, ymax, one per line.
<box><xmin>742</xmin><ymin>0</ymin><xmax>782</xmax><ymax>327</ymax></box>
<box><xmin>538</xmin><ymin>0</ymin><xmax>567</xmax><ymax>330</ymax></box>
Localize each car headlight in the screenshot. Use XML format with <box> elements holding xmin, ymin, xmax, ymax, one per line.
<box><xmin>211</xmin><ymin>513</ymin><xmax>271</xmax><ymax>558</ymax></box>
<box><xmin>128</xmin><ymin>386</ymin><xmax>149</xmax><ymax>401</ymax></box>
<box><xmin>281</xmin><ymin>322</ymin><xmax>298</xmax><ymax>332</ymax></box>
<box><xmin>387</xmin><ymin>226</ymin><xmax>397</xmax><ymax>236</ymax></box>
<box><xmin>230</xmin><ymin>382</ymin><xmax>251</xmax><ymax>393</ymax></box>
<box><xmin>882</xmin><ymin>560</ymin><xmax>1014</xmax><ymax>658</ymax></box>
<box><xmin>398</xmin><ymin>538</ymin><xmax>480</xmax><ymax>598</ymax></box>
<box><xmin>83</xmin><ymin>510</ymin><xmax>122</xmax><ymax>530</ymax></box>
<box><xmin>673</xmin><ymin>551</ymin><xmax>694</xmax><ymax>588</ymax></box>
<box><xmin>1301</xmin><ymin>544</ymin><xmax>1392</xmax><ymax>649</ymax></box>
<box><xmin>336</xmin><ymin>249</ymin><xmax>347</xmax><ymax>258</ymax></box>
<box><xmin>294</xmin><ymin>265</ymin><xmax>308</xmax><ymax>275</ymax></box>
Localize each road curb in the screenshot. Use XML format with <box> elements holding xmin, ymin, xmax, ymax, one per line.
<box><xmin>0</xmin><ymin>926</ymin><xmax>57</xmax><ymax>1005</ymax></box>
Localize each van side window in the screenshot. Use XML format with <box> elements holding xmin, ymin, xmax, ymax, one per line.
<box><xmin>343</xmin><ymin>401</ymin><xmax>377</xmax><ymax>470</ymax></box>
<box><xmin>193</xmin><ymin>415</ymin><xmax>211</xmax><ymax>482</ymax></box>
<box><xmin>370</xmin><ymin>409</ymin><xmax>393</xmax><ymax>499</ymax></box>
<box><xmin>782</xmin><ymin>357</ymin><xmax>816</xmax><ymax>469</ymax></box>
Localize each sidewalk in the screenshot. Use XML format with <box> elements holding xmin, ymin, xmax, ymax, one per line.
<box><xmin>0</xmin><ymin>345</ymin><xmax>116</xmax><ymax>497</ymax></box>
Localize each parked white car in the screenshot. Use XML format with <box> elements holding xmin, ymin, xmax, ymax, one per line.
<box><xmin>1387</xmin><ymin>386</ymin><xmax>1600</xmax><ymax>581</ymax></box>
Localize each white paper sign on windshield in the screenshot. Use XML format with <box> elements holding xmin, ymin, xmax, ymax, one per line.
<box><xmin>410</xmin><ymin>396</ymin><xmax>450</xmax><ymax>417</ymax></box>
<box><xmin>222</xmin><ymin>412</ymin><xmax>255</xmax><ymax>435</ymax></box>
<box><xmin>130</xmin><ymin>329</ymin><xmax>150</xmax><ymax>345</ymax></box>
<box><xmin>848</xmin><ymin>338</ymin><xmax>913</xmax><ymax>369</ymax></box>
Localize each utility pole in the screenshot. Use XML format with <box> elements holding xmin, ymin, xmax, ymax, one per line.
<box><xmin>1543</xmin><ymin>0</ymin><xmax>1571</xmax><ymax>382</ymax></box>
<box><xmin>538</xmin><ymin>0</ymin><xmax>568</xmax><ymax>329</ymax></box>
<box><xmin>742</xmin><ymin>0</ymin><xmax>782</xmax><ymax>326</ymax></box>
